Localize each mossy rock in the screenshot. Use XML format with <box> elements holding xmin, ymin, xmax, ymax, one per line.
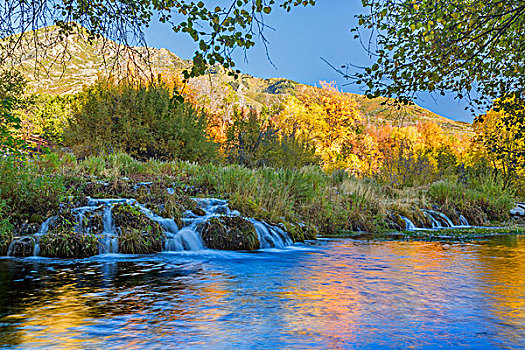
<box><xmin>191</xmin><ymin>207</ymin><xmax>207</xmax><ymax>217</ymax></box>
<box><xmin>113</xmin><ymin>204</ymin><xmax>165</xmax><ymax>254</ymax></box>
<box><xmin>9</xmin><ymin>236</ymin><xmax>35</xmax><ymax>257</ymax></box>
<box><xmin>82</xmin><ymin>180</ymin><xmax>132</xmax><ymax>199</ymax></box>
<box><xmin>39</xmin><ymin>214</ymin><xmax>99</xmax><ymax>258</ymax></box>
<box><xmin>133</xmin><ymin>182</ymin><xmax>197</xmax><ymax>228</ymax></box>
<box><xmin>199</xmin><ymin>216</ymin><xmax>259</xmax><ymax>250</ymax></box>
<box><xmin>0</xmin><ymin>232</ymin><xmax>13</xmax><ymax>256</ymax></box>
<box><xmin>278</xmin><ymin>220</ymin><xmax>317</xmax><ymax>242</ymax></box>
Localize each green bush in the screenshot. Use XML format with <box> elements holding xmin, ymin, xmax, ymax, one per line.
<box><xmin>0</xmin><ymin>200</ymin><xmax>13</xmax><ymax>255</ymax></box>
<box><xmin>39</xmin><ymin>214</ymin><xmax>99</xmax><ymax>258</ymax></box>
<box><xmin>65</xmin><ymin>78</ymin><xmax>217</xmax><ymax>162</ymax></box>
<box><xmin>113</xmin><ymin>204</ymin><xmax>165</xmax><ymax>254</ymax></box>
<box><xmin>429</xmin><ymin>173</ymin><xmax>515</xmax><ymax>224</ymax></box>
<box><xmin>0</xmin><ymin>156</ymin><xmax>66</xmax><ymax>229</ymax></box>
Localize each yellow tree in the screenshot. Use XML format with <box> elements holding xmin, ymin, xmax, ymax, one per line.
<box><xmin>473</xmin><ymin>99</ymin><xmax>525</xmax><ymax>188</ymax></box>
<box><xmin>276</xmin><ymin>82</ymin><xmax>365</xmax><ymax>172</ymax></box>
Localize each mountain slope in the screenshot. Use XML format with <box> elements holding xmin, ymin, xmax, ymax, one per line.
<box><xmin>12</xmin><ymin>25</ymin><xmax>472</xmax><ymax>136</ymax></box>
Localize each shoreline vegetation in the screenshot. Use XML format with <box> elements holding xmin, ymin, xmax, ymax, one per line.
<box><xmin>0</xmin><ymin>151</ymin><xmax>521</xmax><ymax>258</ymax></box>
<box><xmin>1</xmin><ymin>75</ymin><xmax>524</xmax><ymax>257</ymax></box>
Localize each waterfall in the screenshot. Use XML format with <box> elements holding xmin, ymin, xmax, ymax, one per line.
<box><xmin>33</xmin><ymin>216</ymin><xmax>56</xmax><ymax>256</ymax></box>
<box><xmin>458</xmin><ymin>215</ymin><xmax>469</xmax><ymax>227</ymax></box>
<box><xmin>159</xmin><ymin>197</ymin><xmax>290</xmax><ymax>251</ymax></box>
<box><xmin>13</xmin><ymin>193</ymin><xmax>294</xmax><ymax>257</ymax></box>
<box><xmin>422</xmin><ymin>209</ymin><xmax>456</xmax><ymax>228</ymax></box>
<box><xmin>400</xmin><ymin>216</ymin><xmax>416</xmax><ymax>231</ymax></box>
<box><xmin>250</xmin><ymin>220</ymin><xmax>293</xmax><ymax>249</ymax></box>
<box><xmin>421</xmin><ymin>209</ymin><xmax>440</xmax><ymax>228</ymax></box>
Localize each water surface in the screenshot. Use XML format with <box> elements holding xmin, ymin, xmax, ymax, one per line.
<box><xmin>1</xmin><ymin>236</ymin><xmax>525</xmax><ymax>349</ymax></box>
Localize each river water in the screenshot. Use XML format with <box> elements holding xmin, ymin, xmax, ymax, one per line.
<box><xmin>0</xmin><ymin>236</ymin><xmax>524</xmax><ymax>349</ymax></box>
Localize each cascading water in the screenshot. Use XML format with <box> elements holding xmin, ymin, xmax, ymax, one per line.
<box><xmin>250</xmin><ymin>220</ymin><xmax>293</xmax><ymax>248</ymax></box>
<box><xmin>400</xmin><ymin>216</ymin><xmax>417</xmax><ymax>231</ymax></box>
<box><xmin>33</xmin><ymin>216</ymin><xmax>56</xmax><ymax>256</ymax></box>
<box><xmin>22</xmin><ymin>194</ymin><xmax>294</xmax><ymax>256</ymax></box>
<box><xmin>458</xmin><ymin>215</ymin><xmax>469</xmax><ymax>226</ymax></box>
<box><xmin>421</xmin><ymin>209</ymin><xmax>441</xmax><ymax>228</ymax></box>
<box><xmin>403</xmin><ymin>210</ymin><xmax>471</xmax><ymax>231</ymax></box>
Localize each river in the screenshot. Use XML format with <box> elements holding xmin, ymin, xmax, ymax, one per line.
<box><xmin>1</xmin><ymin>236</ymin><xmax>524</xmax><ymax>349</ymax></box>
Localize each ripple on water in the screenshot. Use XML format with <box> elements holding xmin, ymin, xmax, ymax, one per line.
<box><xmin>0</xmin><ymin>237</ymin><xmax>524</xmax><ymax>349</ymax></box>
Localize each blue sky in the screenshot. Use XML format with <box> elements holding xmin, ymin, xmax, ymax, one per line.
<box><xmin>145</xmin><ymin>1</ymin><xmax>474</xmax><ymax>123</ymax></box>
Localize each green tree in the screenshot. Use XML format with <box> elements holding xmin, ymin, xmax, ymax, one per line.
<box><xmin>349</xmin><ymin>0</ymin><xmax>525</xmax><ymax>109</ymax></box>
<box><xmin>0</xmin><ymin>69</ymin><xmax>28</xmax><ymax>155</ymax></box>
<box><xmin>224</xmin><ymin>108</ymin><xmax>318</xmax><ymax>168</ymax></box>
<box><xmin>66</xmin><ymin>78</ymin><xmax>217</xmax><ymax>162</ymax></box>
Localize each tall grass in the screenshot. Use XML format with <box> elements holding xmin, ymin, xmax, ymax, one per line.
<box><xmin>428</xmin><ymin>173</ymin><xmax>515</xmax><ymax>224</ymax></box>
<box><xmin>1</xmin><ymin>151</ymin><xmax>517</xmax><ymax>236</ymax></box>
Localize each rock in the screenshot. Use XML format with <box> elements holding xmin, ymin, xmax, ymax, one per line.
<box><xmin>199</xmin><ymin>216</ymin><xmax>259</xmax><ymax>250</ymax></box>
<box><xmin>113</xmin><ymin>204</ymin><xmax>165</xmax><ymax>254</ymax></box>
<box><xmin>510</xmin><ymin>203</ymin><xmax>525</xmax><ymax>217</ymax></box>
<box><xmin>9</xmin><ymin>236</ymin><xmax>35</xmax><ymax>257</ymax></box>
<box><xmin>278</xmin><ymin>220</ymin><xmax>317</xmax><ymax>242</ymax></box>
<box><xmin>191</xmin><ymin>207</ymin><xmax>207</xmax><ymax>217</ymax></box>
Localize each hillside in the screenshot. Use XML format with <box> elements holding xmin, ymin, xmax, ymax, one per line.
<box><xmin>12</xmin><ymin>25</ymin><xmax>472</xmax><ymax>135</ymax></box>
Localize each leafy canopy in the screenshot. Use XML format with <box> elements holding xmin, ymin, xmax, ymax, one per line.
<box><xmin>65</xmin><ymin>78</ymin><xmax>217</xmax><ymax>162</ymax></box>
<box><xmin>349</xmin><ymin>0</ymin><xmax>525</xmax><ymax>109</ymax></box>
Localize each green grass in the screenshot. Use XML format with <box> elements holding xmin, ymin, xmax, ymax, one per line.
<box><xmin>428</xmin><ymin>174</ymin><xmax>515</xmax><ymax>225</ymax></box>
<box><xmin>0</xmin><ymin>152</ymin><xmax>519</xmax><ymax>244</ymax></box>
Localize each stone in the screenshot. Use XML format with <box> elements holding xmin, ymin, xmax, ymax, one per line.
<box><xmin>199</xmin><ymin>216</ymin><xmax>259</xmax><ymax>251</ymax></box>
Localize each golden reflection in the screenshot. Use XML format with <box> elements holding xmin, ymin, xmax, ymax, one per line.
<box><xmin>476</xmin><ymin>236</ymin><xmax>525</xmax><ymax>345</ymax></box>
<box><xmin>0</xmin><ymin>265</ymin><xmax>238</xmax><ymax>349</ymax></box>
<box><xmin>7</xmin><ymin>282</ymin><xmax>102</xmax><ymax>350</ymax></box>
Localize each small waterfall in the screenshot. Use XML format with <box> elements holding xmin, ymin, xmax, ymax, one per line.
<box><xmin>33</xmin><ymin>216</ymin><xmax>56</xmax><ymax>256</ymax></box>
<box><xmin>165</xmin><ymin>227</ymin><xmax>204</xmax><ymax>251</ymax></box>
<box><xmin>458</xmin><ymin>215</ymin><xmax>469</xmax><ymax>227</ymax></box>
<box><xmin>14</xmin><ymin>195</ymin><xmax>294</xmax><ymax>257</ymax></box>
<box><xmin>7</xmin><ymin>236</ymin><xmax>35</xmax><ymax>257</ymax></box>
<box><xmin>250</xmin><ymin>220</ymin><xmax>293</xmax><ymax>249</ymax></box>
<box><xmin>422</xmin><ymin>209</ymin><xmax>455</xmax><ymax>228</ymax></box>
<box><xmin>421</xmin><ymin>209</ymin><xmax>440</xmax><ymax>228</ymax></box>
<box><xmin>400</xmin><ymin>216</ymin><xmax>416</xmax><ymax>231</ymax></box>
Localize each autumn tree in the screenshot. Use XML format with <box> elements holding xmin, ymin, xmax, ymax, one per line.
<box><xmin>473</xmin><ymin>98</ymin><xmax>525</xmax><ymax>187</ymax></box>
<box><xmin>277</xmin><ymin>82</ymin><xmax>367</xmax><ymax>172</ymax></box>
<box><xmin>348</xmin><ymin>0</ymin><xmax>525</xmax><ymax>110</ymax></box>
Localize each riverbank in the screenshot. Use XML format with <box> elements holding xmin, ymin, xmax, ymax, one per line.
<box><xmin>0</xmin><ymin>152</ymin><xmax>521</xmax><ymax>257</ymax></box>
<box><xmin>323</xmin><ymin>226</ymin><xmax>525</xmax><ymax>241</ymax></box>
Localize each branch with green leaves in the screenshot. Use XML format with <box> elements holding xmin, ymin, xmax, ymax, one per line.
<box><xmin>348</xmin><ymin>0</ymin><xmax>525</xmax><ymax>111</ymax></box>
<box><xmin>0</xmin><ymin>0</ymin><xmax>315</xmax><ymax>79</ymax></box>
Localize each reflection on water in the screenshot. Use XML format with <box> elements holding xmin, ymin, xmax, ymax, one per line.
<box><xmin>0</xmin><ymin>238</ymin><xmax>525</xmax><ymax>349</ymax></box>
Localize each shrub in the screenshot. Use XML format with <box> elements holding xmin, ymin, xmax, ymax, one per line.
<box><xmin>429</xmin><ymin>174</ymin><xmax>515</xmax><ymax>224</ymax></box>
<box><xmin>0</xmin><ymin>200</ymin><xmax>13</xmax><ymax>255</ymax></box>
<box><xmin>0</xmin><ymin>156</ymin><xmax>66</xmax><ymax>229</ymax></box>
<box><xmin>224</xmin><ymin>108</ymin><xmax>319</xmax><ymax>168</ymax></box>
<box><xmin>113</xmin><ymin>204</ymin><xmax>165</xmax><ymax>254</ymax></box>
<box><xmin>39</xmin><ymin>214</ymin><xmax>99</xmax><ymax>258</ymax></box>
<box><xmin>65</xmin><ymin>78</ymin><xmax>218</xmax><ymax>162</ymax></box>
